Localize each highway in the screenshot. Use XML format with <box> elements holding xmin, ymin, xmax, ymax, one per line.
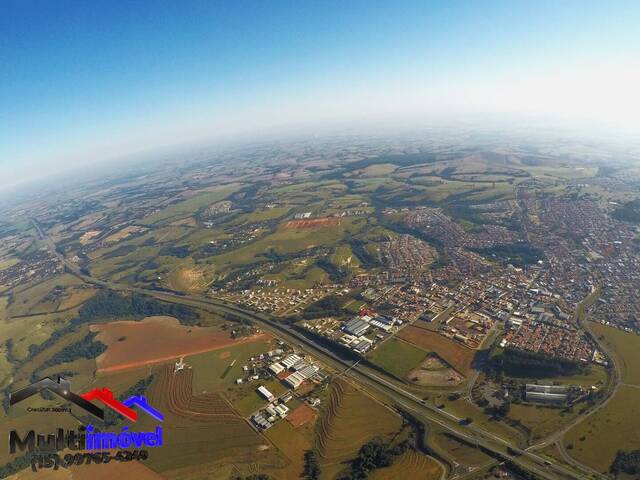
<box><xmin>34</xmin><ymin>220</ymin><xmax>602</xmax><ymax>480</ymax></box>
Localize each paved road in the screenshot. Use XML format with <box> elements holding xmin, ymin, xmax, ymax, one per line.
<box><xmin>34</xmin><ymin>220</ymin><xmax>600</xmax><ymax>480</ymax></box>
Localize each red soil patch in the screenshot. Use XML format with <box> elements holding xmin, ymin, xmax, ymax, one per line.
<box><xmin>92</xmin><ymin>316</ymin><xmax>270</xmax><ymax>373</ymax></box>
<box><xmin>219</xmin><ymin>351</ymin><xmax>231</xmax><ymax>359</ymax></box>
<box><xmin>286</xmin><ymin>404</ymin><xmax>316</xmax><ymax>428</ymax></box>
<box><xmin>397</xmin><ymin>326</ymin><xmax>475</xmax><ymax>376</ymax></box>
<box><xmin>284</xmin><ymin>217</ymin><xmax>340</xmax><ymax>229</ymax></box>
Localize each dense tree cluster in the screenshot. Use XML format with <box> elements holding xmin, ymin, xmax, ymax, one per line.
<box><xmin>613</xmin><ymin>199</ymin><xmax>640</xmax><ymax>224</ymax></box>
<box><xmin>302</xmin><ymin>295</ymin><xmax>344</xmax><ymax>319</ymax></box>
<box><xmin>347</xmin><ymin>238</ymin><xmax>381</xmax><ymax>268</ymax></box>
<box><xmin>316</xmin><ymin>258</ymin><xmax>348</xmax><ymax>282</ymax></box>
<box><xmin>339</xmin><ymin>437</ymin><xmax>411</xmax><ymax>480</ymax></box>
<box><xmin>303</xmin><ymin>450</ymin><xmax>321</xmax><ymax>480</ymax></box>
<box><xmin>611</xmin><ymin>449</ymin><xmax>640</xmax><ymax>476</ymax></box>
<box><xmin>77</xmin><ymin>290</ymin><xmax>199</xmax><ymax>325</ymax></box>
<box><xmin>471</xmin><ymin>242</ymin><xmax>542</xmax><ymax>267</ymax></box>
<box><xmin>492</xmin><ymin>347</ymin><xmax>584</xmax><ymax>377</ymax></box>
<box><xmin>159</xmin><ymin>245</ymin><xmax>191</xmax><ymax>258</ymax></box>
<box><xmin>39</xmin><ymin>332</ymin><xmax>106</xmax><ymax>372</ymax></box>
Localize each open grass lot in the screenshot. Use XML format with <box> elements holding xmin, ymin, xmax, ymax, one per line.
<box><xmin>188</xmin><ymin>339</ymin><xmax>275</xmax><ymax>392</ymax></box>
<box><xmin>368</xmin><ymin>450</ymin><xmax>442</xmax><ymax>480</ymax></box>
<box><xmin>264</xmin><ymin>417</ymin><xmax>313</xmax><ymax>480</ymax></box>
<box><xmin>564</xmin><ymin>386</ymin><xmax>640</xmax><ymax>474</ymax></box>
<box><xmin>560</xmin><ymin>324</ymin><xmax>640</xmax><ymax>473</ymax></box>
<box><xmin>0</xmin><ymin>295</ymin><xmax>8</xmax><ymax>320</ymax></box>
<box><xmin>263</xmin><ymin>260</ymin><xmax>329</xmax><ymax>290</ymax></box>
<box><xmin>431</xmin><ymin>431</ymin><xmax>493</xmax><ymax>467</ymax></box>
<box><xmin>243</xmin><ymin>206</ymin><xmax>291</xmax><ymax>223</ymax></box>
<box><xmin>432</xmin><ymin>395</ymin><xmax>523</xmax><ymax>446</ymax></box>
<box><xmin>232</xmin><ymin>378</ymin><xmax>288</xmax><ymax>417</ymax></box>
<box><xmin>368</xmin><ymin>338</ymin><xmax>429</xmax><ymax>379</ymax></box>
<box><xmin>0</xmin><ymin>257</ymin><xmax>20</xmax><ymax>271</ymax></box>
<box><xmin>508</xmin><ymin>403</ymin><xmax>583</xmax><ymax>443</ymax></box>
<box><xmin>590</xmin><ymin>322</ymin><xmax>640</xmax><ymax>385</ymax></box>
<box><xmin>397</xmin><ymin>325</ymin><xmax>476</xmax><ymax>377</ymax></box>
<box><xmin>316</xmin><ymin>379</ymin><xmax>403</xmax><ymax>479</ymax></box>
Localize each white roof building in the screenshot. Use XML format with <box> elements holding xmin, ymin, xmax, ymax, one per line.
<box><xmin>281</xmin><ymin>354</ymin><xmax>302</xmax><ymax>369</ymax></box>
<box><xmin>257</xmin><ymin>385</ymin><xmax>275</xmax><ymax>401</ymax></box>
<box><xmin>269</xmin><ymin>362</ymin><xmax>285</xmax><ymax>375</ymax></box>
<box><xmin>284</xmin><ymin>372</ymin><xmax>305</xmax><ymax>389</ymax></box>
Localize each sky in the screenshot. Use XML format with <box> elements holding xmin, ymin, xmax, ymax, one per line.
<box><xmin>1</xmin><ymin>0</ymin><xmax>640</xmax><ymax>187</ymax></box>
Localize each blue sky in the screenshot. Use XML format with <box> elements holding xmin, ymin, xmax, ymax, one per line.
<box><xmin>1</xmin><ymin>0</ymin><xmax>639</xmax><ymax>186</ymax></box>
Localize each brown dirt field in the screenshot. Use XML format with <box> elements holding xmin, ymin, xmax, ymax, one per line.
<box><xmin>8</xmin><ymin>469</ymin><xmax>72</xmax><ymax>480</ymax></box>
<box><xmin>284</xmin><ymin>218</ymin><xmax>340</xmax><ymax>230</ymax></box>
<box><xmin>286</xmin><ymin>404</ymin><xmax>317</xmax><ymax>428</ymax></box>
<box><xmin>397</xmin><ymin>326</ymin><xmax>476</xmax><ymax>376</ymax></box>
<box><xmin>70</xmin><ymin>460</ymin><xmax>166</xmax><ymax>480</ymax></box>
<box><xmin>79</xmin><ymin>230</ymin><xmax>101</xmax><ymax>245</ymax></box>
<box><xmin>104</xmin><ymin>225</ymin><xmax>145</xmax><ymax>243</ymax></box>
<box><xmin>368</xmin><ymin>450</ymin><xmax>442</xmax><ymax>480</ymax></box>
<box><xmin>92</xmin><ymin>316</ymin><xmax>270</xmax><ymax>373</ymax></box>
<box><xmin>408</xmin><ymin>355</ymin><xmax>464</xmax><ymax>387</ymax></box>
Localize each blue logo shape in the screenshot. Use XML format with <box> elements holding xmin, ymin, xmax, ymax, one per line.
<box><xmin>122</xmin><ymin>395</ymin><xmax>164</xmax><ymax>422</ymax></box>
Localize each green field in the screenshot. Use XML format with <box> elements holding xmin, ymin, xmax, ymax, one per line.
<box><xmin>561</xmin><ymin>323</ymin><xmax>640</xmax><ymax>473</ymax></box>
<box><xmin>590</xmin><ymin>322</ymin><xmax>640</xmax><ymax>385</ymax></box>
<box><xmin>432</xmin><ymin>394</ymin><xmax>524</xmax><ymax>446</ymax></box>
<box><xmin>564</xmin><ymin>386</ymin><xmax>640</xmax><ymax>473</ymax></box>
<box><xmin>141</xmin><ymin>184</ymin><xmax>243</xmax><ymax>225</ymax></box>
<box><xmin>233</xmin><ymin>378</ymin><xmax>288</xmax><ymax>416</ymax></box>
<box><xmin>6</xmin><ymin>273</ymin><xmax>82</xmax><ymax>317</ymax></box>
<box><xmin>508</xmin><ymin>403</ymin><xmax>583</xmax><ymax>443</ymax></box>
<box><xmin>188</xmin><ymin>340</ymin><xmax>275</xmax><ymax>393</ymax></box>
<box><xmin>211</xmin><ymin>216</ymin><xmax>367</xmax><ymax>270</ymax></box>
<box><xmin>368</xmin><ymin>338</ymin><xmax>429</xmax><ymax>379</ymax></box>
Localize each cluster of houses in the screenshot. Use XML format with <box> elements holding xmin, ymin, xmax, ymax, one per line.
<box><xmin>233</xmin><ymin>284</ymin><xmax>339</xmax><ymax>315</ymax></box>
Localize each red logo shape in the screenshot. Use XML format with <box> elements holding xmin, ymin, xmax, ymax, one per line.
<box><xmin>81</xmin><ymin>387</ymin><xmax>138</xmax><ymax>422</ymax></box>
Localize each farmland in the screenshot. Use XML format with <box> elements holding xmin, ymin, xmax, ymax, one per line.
<box><xmin>142</xmin><ymin>365</ymin><xmax>277</xmax><ymax>475</ymax></box>
<box><xmin>315</xmin><ymin>379</ymin><xmax>404</xmax><ymax>479</ymax></box>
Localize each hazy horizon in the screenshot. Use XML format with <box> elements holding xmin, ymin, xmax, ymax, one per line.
<box><xmin>2</xmin><ymin>0</ymin><xmax>640</xmax><ymax>187</ymax></box>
